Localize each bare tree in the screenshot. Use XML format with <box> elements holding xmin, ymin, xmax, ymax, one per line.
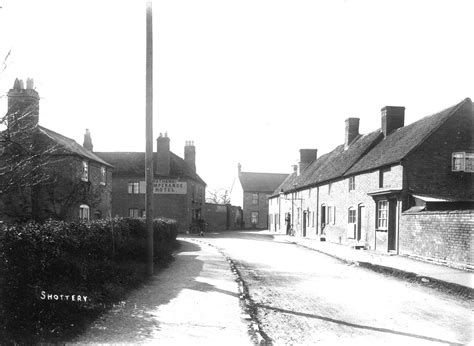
<box><xmin>206</xmin><ymin>188</ymin><xmax>231</xmax><ymax>205</ymax></box>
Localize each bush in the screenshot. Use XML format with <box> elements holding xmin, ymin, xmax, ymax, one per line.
<box><xmin>0</xmin><ymin>217</ymin><xmax>178</xmax><ymax>343</ymax></box>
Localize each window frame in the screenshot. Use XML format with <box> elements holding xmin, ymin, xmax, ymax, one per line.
<box><xmin>252</xmin><ymin>193</ymin><xmax>259</xmax><ymax>205</ymax></box>
<box><xmin>129</xmin><ymin>208</ymin><xmax>140</xmax><ymax>218</ymax></box>
<box><xmin>251</xmin><ymin>211</ymin><xmax>259</xmax><ymax>224</ymax></box>
<box><xmin>348</xmin><ymin>176</ymin><xmax>355</xmax><ymax>191</ymax></box>
<box><xmin>452</xmin><ymin>152</ymin><xmax>474</xmax><ymax>172</ymax></box>
<box><xmin>377</xmin><ymin>200</ymin><xmax>388</xmax><ymax>230</ymax></box>
<box><xmin>348</xmin><ymin>207</ymin><xmax>356</xmax><ymax>224</ymax></box>
<box><xmin>79</xmin><ymin>204</ymin><xmax>90</xmax><ymax>220</ymax></box>
<box><xmin>81</xmin><ymin>161</ymin><xmax>89</xmax><ymax>182</ymax></box>
<box><xmin>128</xmin><ymin>182</ymin><xmax>140</xmax><ymax>194</ymax></box>
<box><xmin>100</xmin><ymin>166</ymin><xmax>107</xmax><ymax>185</ymax></box>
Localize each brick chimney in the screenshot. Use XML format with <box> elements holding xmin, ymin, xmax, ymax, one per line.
<box><xmin>238</xmin><ymin>163</ymin><xmax>242</xmax><ymax>175</ymax></box>
<box><xmin>7</xmin><ymin>78</ymin><xmax>39</xmax><ymax>132</ymax></box>
<box><xmin>184</xmin><ymin>140</ymin><xmax>196</xmax><ymax>172</ymax></box>
<box><xmin>344</xmin><ymin>117</ymin><xmax>360</xmax><ymax>149</ymax></box>
<box><xmin>156</xmin><ymin>132</ymin><xmax>170</xmax><ymax>176</ymax></box>
<box><xmin>83</xmin><ymin>129</ymin><xmax>93</xmax><ymax>152</ymax></box>
<box><xmin>381</xmin><ymin>106</ymin><xmax>405</xmax><ymax>138</ymax></box>
<box><xmin>299</xmin><ymin>149</ymin><xmax>317</xmax><ymax>174</ymax></box>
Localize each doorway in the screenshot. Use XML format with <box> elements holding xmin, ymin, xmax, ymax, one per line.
<box><xmin>357</xmin><ymin>205</ymin><xmax>366</xmax><ymax>242</ymax></box>
<box><xmin>320</xmin><ymin>205</ymin><xmax>326</xmax><ymax>234</ymax></box>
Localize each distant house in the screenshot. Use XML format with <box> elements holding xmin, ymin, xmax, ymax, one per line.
<box><xmin>234</xmin><ymin>164</ymin><xmax>288</xmax><ymax>229</ymax></box>
<box><xmin>96</xmin><ymin>135</ymin><xmax>207</xmax><ymax>232</ymax></box>
<box><xmin>269</xmin><ymin>99</ymin><xmax>473</xmax><ymax>266</ymax></box>
<box><xmin>0</xmin><ymin>79</ymin><xmax>112</xmax><ymax>222</ymax></box>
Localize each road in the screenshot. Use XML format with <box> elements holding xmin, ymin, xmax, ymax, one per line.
<box><xmin>199</xmin><ymin>230</ymin><xmax>472</xmax><ymax>345</ymax></box>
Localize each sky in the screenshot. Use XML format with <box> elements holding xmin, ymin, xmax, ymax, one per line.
<box><xmin>0</xmin><ymin>0</ymin><xmax>473</xmax><ymax>198</ymax></box>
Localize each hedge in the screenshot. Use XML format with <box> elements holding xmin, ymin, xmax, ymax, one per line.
<box><xmin>0</xmin><ymin>217</ymin><xmax>178</xmax><ymax>343</ymax></box>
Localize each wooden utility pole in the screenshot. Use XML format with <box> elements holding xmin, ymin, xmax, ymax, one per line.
<box><xmin>145</xmin><ymin>0</ymin><xmax>154</xmax><ymax>276</ymax></box>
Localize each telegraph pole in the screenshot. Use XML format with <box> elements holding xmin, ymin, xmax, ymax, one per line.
<box><xmin>145</xmin><ymin>0</ymin><xmax>154</xmax><ymax>276</ymax></box>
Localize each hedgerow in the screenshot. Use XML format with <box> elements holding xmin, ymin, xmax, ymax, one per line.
<box><xmin>0</xmin><ymin>217</ymin><xmax>178</xmax><ymax>343</ymax></box>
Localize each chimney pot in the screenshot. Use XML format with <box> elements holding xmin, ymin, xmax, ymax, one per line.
<box><xmin>184</xmin><ymin>140</ymin><xmax>196</xmax><ymax>172</ymax></box>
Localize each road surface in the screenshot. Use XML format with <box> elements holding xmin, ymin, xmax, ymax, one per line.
<box><xmin>199</xmin><ymin>230</ymin><xmax>472</xmax><ymax>345</ymax></box>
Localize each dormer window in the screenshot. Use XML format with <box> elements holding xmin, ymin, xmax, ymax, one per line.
<box><xmin>452</xmin><ymin>152</ymin><xmax>474</xmax><ymax>172</ymax></box>
<box><xmin>81</xmin><ymin>161</ymin><xmax>89</xmax><ymax>182</ymax></box>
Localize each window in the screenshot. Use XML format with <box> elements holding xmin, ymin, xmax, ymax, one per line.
<box><xmin>452</xmin><ymin>152</ymin><xmax>474</xmax><ymax>172</ymax></box>
<box><xmin>252</xmin><ymin>193</ymin><xmax>258</xmax><ymax>205</ymax></box>
<box><xmin>100</xmin><ymin>166</ymin><xmax>106</xmax><ymax>185</ymax></box>
<box><xmin>129</xmin><ymin>208</ymin><xmax>140</xmax><ymax>218</ymax></box>
<box><xmin>251</xmin><ymin>212</ymin><xmax>259</xmax><ymax>224</ymax></box>
<box><xmin>81</xmin><ymin>161</ymin><xmax>89</xmax><ymax>182</ymax></box>
<box><xmin>377</xmin><ymin>200</ymin><xmax>388</xmax><ymax>230</ymax></box>
<box><xmin>79</xmin><ymin>204</ymin><xmax>90</xmax><ymax>220</ymax></box>
<box><xmin>128</xmin><ymin>182</ymin><xmax>140</xmax><ymax>194</ymax></box>
<box><xmin>348</xmin><ymin>207</ymin><xmax>356</xmax><ymax>224</ymax></box>
<box><xmin>348</xmin><ymin>176</ymin><xmax>355</xmax><ymax>191</ymax></box>
<box><xmin>328</xmin><ymin>183</ymin><xmax>332</xmax><ymax>195</ymax></box>
<box><xmin>141</xmin><ymin>210</ymin><xmax>146</xmax><ymax>218</ymax></box>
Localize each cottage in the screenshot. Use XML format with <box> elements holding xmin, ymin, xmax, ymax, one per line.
<box><xmin>269</xmin><ymin>98</ymin><xmax>473</xmax><ymax>265</ymax></box>
<box><xmin>0</xmin><ymin>79</ymin><xmax>112</xmax><ymax>222</ymax></box>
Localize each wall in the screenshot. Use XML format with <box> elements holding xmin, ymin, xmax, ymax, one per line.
<box><xmin>405</xmin><ymin>100</ymin><xmax>473</xmax><ymax>200</ymax></box>
<box><xmin>399</xmin><ymin>210</ymin><xmax>473</xmax><ymax>266</ymax></box>
<box><xmin>204</xmin><ymin>203</ymin><xmax>243</xmax><ymax>231</ymax></box>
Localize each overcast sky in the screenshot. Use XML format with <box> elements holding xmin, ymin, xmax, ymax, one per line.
<box><xmin>0</xmin><ymin>0</ymin><xmax>473</xmax><ymax>195</ymax></box>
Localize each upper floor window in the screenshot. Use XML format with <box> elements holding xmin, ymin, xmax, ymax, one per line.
<box><xmin>128</xmin><ymin>182</ymin><xmax>140</xmax><ymax>194</ymax></box>
<box><xmin>348</xmin><ymin>176</ymin><xmax>355</xmax><ymax>191</ymax></box>
<box><xmin>377</xmin><ymin>200</ymin><xmax>388</xmax><ymax>230</ymax></box>
<box><xmin>100</xmin><ymin>166</ymin><xmax>107</xmax><ymax>185</ymax></box>
<box><xmin>79</xmin><ymin>204</ymin><xmax>90</xmax><ymax>220</ymax></box>
<box><xmin>328</xmin><ymin>183</ymin><xmax>332</xmax><ymax>195</ymax></box>
<box><xmin>327</xmin><ymin>205</ymin><xmax>336</xmax><ymax>225</ymax></box>
<box><xmin>252</xmin><ymin>193</ymin><xmax>258</xmax><ymax>205</ymax></box>
<box><xmin>452</xmin><ymin>152</ymin><xmax>474</xmax><ymax>172</ymax></box>
<box><xmin>81</xmin><ymin>161</ymin><xmax>89</xmax><ymax>182</ymax></box>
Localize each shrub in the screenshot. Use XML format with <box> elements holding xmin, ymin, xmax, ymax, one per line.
<box><xmin>0</xmin><ymin>217</ymin><xmax>178</xmax><ymax>343</ymax></box>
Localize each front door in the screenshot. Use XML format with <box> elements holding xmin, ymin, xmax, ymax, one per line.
<box><xmin>320</xmin><ymin>205</ymin><xmax>326</xmax><ymax>234</ymax></box>
<box><xmin>302</xmin><ymin>211</ymin><xmax>307</xmax><ymax>237</ymax></box>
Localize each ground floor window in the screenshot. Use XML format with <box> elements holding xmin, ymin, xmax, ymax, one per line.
<box><xmin>348</xmin><ymin>207</ymin><xmax>356</xmax><ymax>224</ymax></box>
<box><xmin>251</xmin><ymin>212</ymin><xmax>259</xmax><ymax>224</ymax></box>
<box><xmin>377</xmin><ymin>200</ymin><xmax>388</xmax><ymax>229</ymax></box>
<box><xmin>129</xmin><ymin>208</ymin><xmax>140</xmax><ymax>218</ymax></box>
<box><xmin>79</xmin><ymin>204</ymin><xmax>90</xmax><ymax>220</ymax></box>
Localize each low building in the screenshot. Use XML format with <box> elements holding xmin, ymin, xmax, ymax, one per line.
<box><xmin>0</xmin><ymin>79</ymin><xmax>112</xmax><ymax>222</ymax></box>
<box><xmin>96</xmin><ymin>135</ymin><xmax>206</xmax><ymax>232</ymax></box>
<box><xmin>269</xmin><ymin>98</ymin><xmax>473</xmax><ymax>266</ymax></box>
<box><xmin>234</xmin><ymin>164</ymin><xmax>288</xmax><ymax>229</ymax></box>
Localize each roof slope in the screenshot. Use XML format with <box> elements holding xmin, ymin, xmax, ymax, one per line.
<box><xmin>239</xmin><ymin>172</ymin><xmax>289</xmax><ymax>193</ymax></box>
<box><xmin>38</xmin><ymin>126</ymin><xmax>112</xmax><ymax>167</ymax></box>
<box><xmin>95</xmin><ymin>151</ymin><xmax>206</xmax><ymax>185</ymax></box>
<box><xmin>346</xmin><ymin>98</ymin><xmax>470</xmax><ymax>175</ymax></box>
<box><xmin>270</xmin><ymin>172</ymin><xmax>298</xmax><ymax>196</ymax></box>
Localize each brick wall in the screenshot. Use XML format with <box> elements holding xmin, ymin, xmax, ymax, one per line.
<box><xmin>405</xmin><ymin>101</ymin><xmax>473</xmax><ymax>200</ymax></box>
<box><xmin>399</xmin><ymin>210</ymin><xmax>473</xmax><ymax>266</ymax></box>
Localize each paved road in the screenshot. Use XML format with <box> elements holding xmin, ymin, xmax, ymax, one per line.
<box><xmin>201</xmin><ymin>231</ymin><xmax>473</xmax><ymax>345</ymax></box>
<box><xmin>72</xmin><ymin>240</ymin><xmax>251</xmax><ymax>345</ymax></box>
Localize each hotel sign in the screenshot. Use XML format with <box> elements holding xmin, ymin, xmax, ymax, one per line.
<box><xmin>140</xmin><ymin>179</ymin><xmax>187</xmax><ymax>194</ymax></box>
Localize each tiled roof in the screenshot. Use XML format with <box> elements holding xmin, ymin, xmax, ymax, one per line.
<box><xmin>271</xmin><ymin>172</ymin><xmax>298</xmax><ymax>196</ymax></box>
<box><xmin>95</xmin><ymin>151</ymin><xmax>206</xmax><ymax>185</ymax></box>
<box><xmin>239</xmin><ymin>172</ymin><xmax>289</xmax><ymax>193</ymax></box>
<box><xmin>346</xmin><ymin>99</ymin><xmax>470</xmax><ymax>175</ymax></box>
<box><xmin>38</xmin><ymin>126</ymin><xmax>112</xmax><ymax>167</ymax></box>
<box><xmin>276</xmin><ymin>98</ymin><xmax>471</xmax><ymax>194</ymax></box>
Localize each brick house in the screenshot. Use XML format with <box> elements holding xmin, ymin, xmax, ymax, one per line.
<box><xmin>235</xmin><ymin>164</ymin><xmax>288</xmax><ymax>229</ymax></box>
<box><xmin>96</xmin><ymin>135</ymin><xmax>207</xmax><ymax>232</ymax></box>
<box><xmin>269</xmin><ymin>98</ymin><xmax>473</xmax><ymax>265</ymax></box>
<box><xmin>0</xmin><ymin>79</ymin><xmax>112</xmax><ymax>222</ymax></box>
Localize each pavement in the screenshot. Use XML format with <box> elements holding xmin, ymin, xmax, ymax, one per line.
<box><xmin>71</xmin><ymin>238</ymin><xmax>252</xmax><ymax>345</ymax></box>
<box><xmin>265</xmin><ymin>231</ymin><xmax>474</xmax><ymax>292</ymax></box>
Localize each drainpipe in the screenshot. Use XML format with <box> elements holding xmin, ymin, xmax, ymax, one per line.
<box><xmin>316</xmin><ymin>186</ymin><xmax>319</xmax><ymax>236</ymax></box>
